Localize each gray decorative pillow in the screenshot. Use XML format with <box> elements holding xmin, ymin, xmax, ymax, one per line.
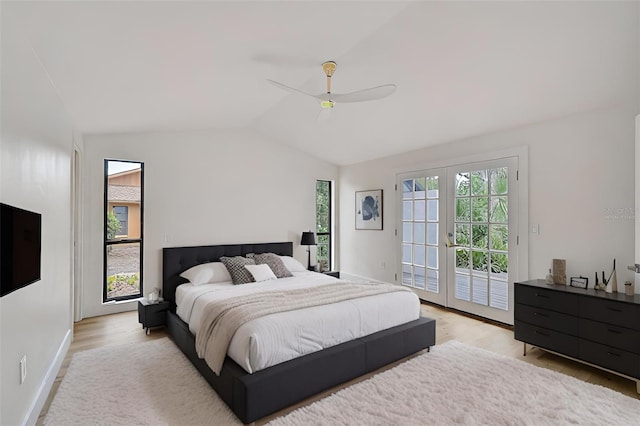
<box><xmin>246</xmin><ymin>253</ymin><xmax>293</xmax><ymax>278</ymax></box>
<box><xmin>220</xmin><ymin>256</ymin><xmax>256</xmax><ymax>284</ymax></box>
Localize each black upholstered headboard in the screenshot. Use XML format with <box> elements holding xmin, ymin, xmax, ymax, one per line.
<box><xmin>162</xmin><ymin>242</ymin><xmax>293</xmax><ymax>308</ymax></box>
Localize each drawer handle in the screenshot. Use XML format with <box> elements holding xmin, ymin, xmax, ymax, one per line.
<box><xmin>534</xmin><ymin>330</ymin><xmax>549</xmax><ymax>337</ymax></box>
<box><xmin>606</xmin><ymin>351</ymin><xmax>621</xmax><ymax>357</ymax></box>
<box><xmin>533</xmin><ymin>312</ymin><xmax>549</xmax><ymax>318</ymax></box>
<box><xmin>607</xmin><ymin>328</ymin><xmax>621</xmax><ymax>334</ymax></box>
<box><xmin>535</xmin><ymin>293</ymin><xmax>549</xmax><ymax>299</ymax></box>
<box><xmin>607</xmin><ymin>307</ymin><xmax>623</xmax><ymax>313</ymax></box>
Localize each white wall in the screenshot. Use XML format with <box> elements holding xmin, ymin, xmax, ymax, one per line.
<box><xmin>82</xmin><ymin>130</ymin><xmax>338</xmax><ymax>318</ymax></box>
<box><xmin>0</xmin><ymin>9</ymin><xmax>76</xmax><ymax>426</ymax></box>
<box><xmin>340</xmin><ymin>105</ymin><xmax>638</xmax><ymax>291</ymax></box>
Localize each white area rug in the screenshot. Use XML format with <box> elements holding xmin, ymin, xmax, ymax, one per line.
<box><xmin>45</xmin><ymin>338</ymin><xmax>640</xmax><ymax>426</ymax></box>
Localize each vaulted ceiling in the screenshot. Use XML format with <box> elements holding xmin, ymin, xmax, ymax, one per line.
<box><xmin>4</xmin><ymin>1</ymin><xmax>639</xmax><ymax>165</ymax></box>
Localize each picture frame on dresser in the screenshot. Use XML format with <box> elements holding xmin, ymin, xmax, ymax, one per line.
<box><xmin>569</xmin><ymin>276</ymin><xmax>588</xmax><ymax>289</ymax></box>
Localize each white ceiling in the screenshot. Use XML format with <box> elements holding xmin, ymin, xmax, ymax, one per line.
<box><xmin>4</xmin><ymin>1</ymin><xmax>639</xmax><ymax>165</ymax></box>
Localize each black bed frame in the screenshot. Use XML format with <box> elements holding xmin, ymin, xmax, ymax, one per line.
<box><xmin>163</xmin><ymin>242</ymin><xmax>436</xmax><ymax>424</ymax></box>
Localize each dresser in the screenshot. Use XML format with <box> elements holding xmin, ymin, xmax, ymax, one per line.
<box><xmin>514</xmin><ymin>279</ymin><xmax>640</xmax><ymax>393</ymax></box>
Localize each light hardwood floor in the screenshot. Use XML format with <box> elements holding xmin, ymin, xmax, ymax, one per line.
<box><xmin>38</xmin><ymin>303</ymin><xmax>639</xmax><ymax>425</ymax></box>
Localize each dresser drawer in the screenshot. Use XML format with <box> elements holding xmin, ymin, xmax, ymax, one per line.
<box><xmin>579</xmin><ymin>339</ymin><xmax>639</xmax><ymax>378</ymax></box>
<box><xmin>514</xmin><ymin>321</ymin><xmax>578</xmax><ymax>358</ymax></box>
<box><xmin>579</xmin><ymin>318</ymin><xmax>640</xmax><ymax>354</ymax></box>
<box><xmin>515</xmin><ymin>304</ymin><xmax>578</xmax><ymax>336</ymax></box>
<box><xmin>580</xmin><ymin>297</ymin><xmax>640</xmax><ymax>330</ymax></box>
<box><xmin>515</xmin><ymin>284</ymin><xmax>578</xmax><ymax>315</ymax></box>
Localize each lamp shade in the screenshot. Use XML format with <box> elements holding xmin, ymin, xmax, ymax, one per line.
<box><xmin>301</xmin><ymin>231</ymin><xmax>316</xmax><ymax>246</ymax></box>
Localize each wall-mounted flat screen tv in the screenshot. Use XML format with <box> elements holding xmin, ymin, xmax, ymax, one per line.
<box><xmin>1</xmin><ymin>203</ymin><xmax>42</xmax><ymax>297</ymax></box>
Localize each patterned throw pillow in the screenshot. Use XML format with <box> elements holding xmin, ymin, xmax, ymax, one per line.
<box><xmin>220</xmin><ymin>256</ymin><xmax>256</xmax><ymax>284</ymax></box>
<box><xmin>246</xmin><ymin>253</ymin><xmax>293</xmax><ymax>278</ymax></box>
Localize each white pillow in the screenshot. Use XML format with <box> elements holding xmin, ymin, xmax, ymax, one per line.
<box><xmin>179</xmin><ymin>262</ymin><xmax>232</xmax><ymax>285</ymax></box>
<box><xmin>244</xmin><ymin>264</ymin><xmax>277</xmax><ymax>282</ymax></box>
<box><xmin>279</xmin><ymin>256</ymin><xmax>307</xmax><ymax>272</ymax></box>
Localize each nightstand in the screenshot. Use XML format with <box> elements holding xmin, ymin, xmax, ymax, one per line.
<box><xmin>323</xmin><ymin>271</ymin><xmax>340</xmax><ymax>278</ymax></box>
<box><xmin>138</xmin><ymin>299</ymin><xmax>170</xmax><ymax>335</ymax></box>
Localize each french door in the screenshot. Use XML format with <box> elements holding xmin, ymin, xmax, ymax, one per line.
<box><xmin>399</xmin><ymin>157</ymin><xmax>519</xmax><ymax>324</ymax></box>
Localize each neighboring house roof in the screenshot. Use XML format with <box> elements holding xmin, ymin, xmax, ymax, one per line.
<box><xmin>108</xmin><ymin>185</ymin><xmax>140</xmax><ymax>202</ymax></box>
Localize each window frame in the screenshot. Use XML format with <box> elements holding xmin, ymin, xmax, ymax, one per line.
<box><xmin>316</xmin><ymin>180</ymin><xmax>333</xmax><ymax>271</ymax></box>
<box><xmin>103</xmin><ymin>159</ymin><xmax>144</xmax><ymax>303</ymax></box>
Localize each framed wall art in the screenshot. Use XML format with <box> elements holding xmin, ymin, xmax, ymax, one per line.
<box><xmin>355</xmin><ymin>189</ymin><xmax>383</xmax><ymax>230</ymax></box>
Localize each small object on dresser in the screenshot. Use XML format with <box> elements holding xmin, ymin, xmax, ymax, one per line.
<box><xmin>545</xmin><ymin>269</ymin><xmax>554</xmax><ymax>284</ymax></box>
<box><xmin>569</xmin><ymin>276</ymin><xmax>588</xmax><ymax>289</ymax></box>
<box><xmin>552</xmin><ymin>259</ymin><xmax>566</xmax><ymax>285</ymax></box>
<box><xmin>605</xmin><ymin>259</ymin><xmax>617</xmax><ymax>294</ymax></box>
<box><xmin>624</xmin><ymin>281</ymin><xmax>635</xmax><ymax>296</ymax></box>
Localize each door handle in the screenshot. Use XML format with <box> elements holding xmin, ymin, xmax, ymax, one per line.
<box><xmin>445</xmin><ymin>232</ymin><xmax>460</xmax><ymax>248</ymax></box>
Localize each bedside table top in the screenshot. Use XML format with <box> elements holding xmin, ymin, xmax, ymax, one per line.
<box><xmin>139</xmin><ymin>299</ymin><xmax>169</xmax><ymax>307</ymax></box>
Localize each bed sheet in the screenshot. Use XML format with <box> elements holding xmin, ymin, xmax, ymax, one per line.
<box><xmin>175</xmin><ymin>271</ymin><xmax>420</xmax><ymax>373</ymax></box>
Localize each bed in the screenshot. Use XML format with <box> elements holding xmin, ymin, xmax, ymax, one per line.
<box><xmin>163</xmin><ymin>242</ymin><xmax>436</xmax><ymax>424</ymax></box>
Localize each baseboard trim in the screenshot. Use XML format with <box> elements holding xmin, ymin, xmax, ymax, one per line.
<box><xmin>23</xmin><ymin>328</ymin><xmax>71</xmax><ymax>426</ymax></box>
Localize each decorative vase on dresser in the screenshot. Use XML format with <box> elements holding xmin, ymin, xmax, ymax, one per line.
<box><xmin>514</xmin><ymin>279</ymin><xmax>640</xmax><ymax>393</ymax></box>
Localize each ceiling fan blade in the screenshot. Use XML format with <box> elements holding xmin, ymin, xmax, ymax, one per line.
<box><xmin>267</xmin><ymin>79</ymin><xmax>316</xmax><ymax>99</ymax></box>
<box><xmin>330</xmin><ymin>84</ymin><xmax>397</xmax><ymax>103</ymax></box>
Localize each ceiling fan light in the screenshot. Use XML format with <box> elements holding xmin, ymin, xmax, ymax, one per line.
<box><xmin>321</xmin><ymin>100</ymin><xmax>335</xmax><ymax>109</ymax></box>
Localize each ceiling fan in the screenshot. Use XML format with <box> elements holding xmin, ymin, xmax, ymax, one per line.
<box><xmin>268</xmin><ymin>61</ymin><xmax>396</xmax><ymax>116</ymax></box>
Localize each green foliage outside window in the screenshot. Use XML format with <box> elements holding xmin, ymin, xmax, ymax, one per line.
<box><xmin>316</xmin><ymin>181</ymin><xmax>331</xmax><ymax>269</ymax></box>
<box><xmin>454</xmin><ymin>169</ymin><xmax>508</xmax><ymax>274</ymax></box>
<box><xmin>106</xmin><ymin>210</ymin><xmax>121</xmax><ymax>240</ymax></box>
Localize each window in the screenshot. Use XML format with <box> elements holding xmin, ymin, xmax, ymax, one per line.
<box><xmin>104</xmin><ymin>160</ymin><xmax>144</xmax><ymax>302</ymax></box>
<box><xmin>316</xmin><ymin>180</ymin><xmax>333</xmax><ymax>271</ymax></box>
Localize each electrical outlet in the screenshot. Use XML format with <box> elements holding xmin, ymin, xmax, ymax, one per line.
<box><xmin>20</xmin><ymin>355</ymin><xmax>27</xmax><ymax>384</ymax></box>
<box><xmin>530</xmin><ymin>224</ymin><xmax>540</xmax><ymax>234</ymax></box>
<box><xmin>380</xmin><ymin>261</ymin><xmax>386</xmax><ymax>270</ymax></box>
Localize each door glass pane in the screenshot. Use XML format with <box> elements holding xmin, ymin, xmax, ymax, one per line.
<box><xmin>403</xmin><ymin>223</ymin><xmax>413</xmax><ymax>243</ymax></box>
<box><xmin>471</xmin><ymin>224</ymin><xmax>488</xmax><ymax>249</ymax></box>
<box><xmin>471</xmin><ymin>170</ymin><xmax>488</xmax><ymax>196</ymax></box>
<box><xmin>455</xmin><ymin>223</ymin><xmax>470</xmax><ymax>246</ymax></box>
<box><xmin>490</xmin><ymin>168</ymin><xmax>508</xmax><ymax>195</ymax></box>
<box><xmin>456</xmin><ymin>173</ymin><xmax>470</xmax><ymax>196</ymax></box>
<box><xmin>490</xmin><ymin>225</ymin><xmax>508</xmax><ymax>251</ymax></box>
<box><xmin>456</xmin><ymin>198</ymin><xmax>470</xmax><ymax>221</ymax></box>
<box><xmin>402</xmin><ymin>244</ymin><xmax>412</xmax><ymax>263</ymax></box>
<box><xmin>402</xmin><ymin>264</ymin><xmax>412</xmax><ymax>286</ymax></box>
<box><xmin>414</xmin><ymin>245</ymin><xmax>425</xmax><ymax>266</ymax></box>
<box><xmin>414</xmin><ymin>178</ymin><xmax>426</xmax><ymax>199</ymax></box>
<box><xmin>490</xmin><ymin>196</ymin><xmax>508</xmax><ymax>223</ymax></box>
<box><xmin>426</xmin><ymin>223</ymin><xmax>438</xmax><ymax>245</ymax></box>
<box><xmin>471</xmin><ymin>197</ymin><xmax>488</xmax><ymax>222</ymax></box>
<box><xmin>403</xmin><ymin>179</ymin><xmax>413</xmax><ymax>199</ymax></box>
<box><xmin>427</xmin><ymin>269</ymin><xmax>438</xmax><ymax>293</ymax></box>
<box><xmin>413</xmin><ymin>222</ymin><xmax>425</xmax><ymax>244</ymax></box>
<box><xmin>427</xmin><ymin>246</ymin><xmax>438</xmax><ymax>268</ymax></box>
<box><xmin>490</xmin><ymin>252</ymin><xmax>508</xmax><ymax>280</ymax></box>
<box><xmin>414</xmin><ymin>200</ymin><xmax>425</xmax><ymax>221</ymax></box>
<box><xmin>427</xmin><ymin>200</ymin><xmax>438</xmax><ymax>221</ymax></box>
<box><xmin>456</xmin><ymin>248</ymin><xmax>470</xmax><ymax>269</ymax></box>
<box><xmin>403</xmin><ymin>201</ymin><xmax>413</xmax><ymax>221</ymax></box>
<box><xmin>413</xmin><ymin>266</ymin><xmax>425</xmax><ymax>289</ymax></box>
<box><xmin>426</xmin><ymin>177</ymin><xmax>439</xmax><ymax>198</ymax></box>
<box><xmin>472</xmin><ymin>250</ymin><xmax>487</xmax><ymax>272</ymax></box>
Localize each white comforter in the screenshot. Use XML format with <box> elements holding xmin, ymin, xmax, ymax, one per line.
<box><xmin>176</xmin><ymin>271</ymin><xmax>420</xmax><ymax>373</ymax></box>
